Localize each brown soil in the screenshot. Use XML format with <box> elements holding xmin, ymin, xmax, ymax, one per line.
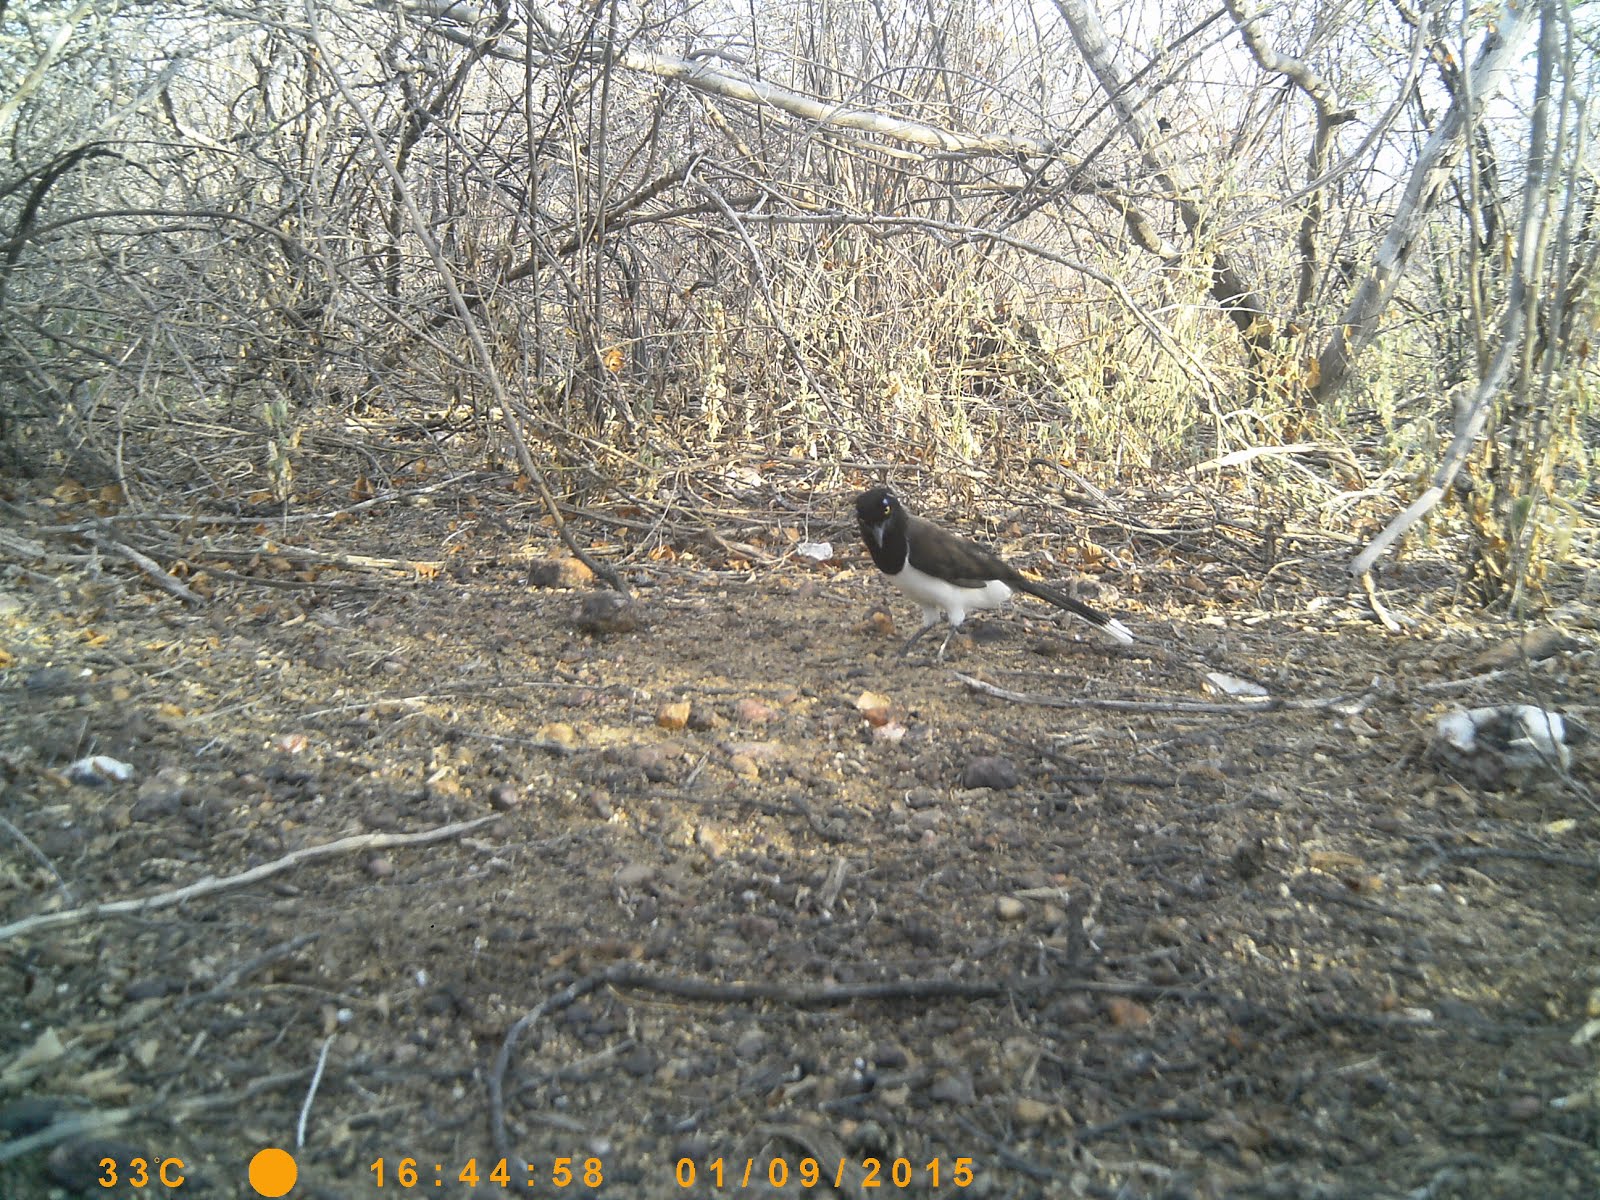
<box><xmin>2</xmin><ymin>477</ymin><xmax>1598</xmax><ymax>1200</ymax></box>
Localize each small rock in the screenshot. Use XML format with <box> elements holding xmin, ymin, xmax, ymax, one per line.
<box><xmin>928</xmin><ymin>1071</ymin><xmax>975</xmax><ymax>1105</ymax></box>
<box><xmin>656</xmin><ymin>701</ymin><xmax>691</xmax><ymax>731</ymax></box>
<box><xmin>906</xmin><ymin>787</ymin><xmax>941</xmax><ymax>810</ymax></box>
<box><xmin>488</xmin><ymin>782</ymin><xmax>520</xmax><ymax>811</ymax></box>
<box><xmin>1043</xmin><ymin>994</ymin><xmax>1096</xmax><ymax>1024</ymax></box>
<box><xmin>1506</xmin><ymin>1095</ymin><xmax>1543</xmax><ymax>1121</ymax></box>
<box><xmin>961</xmin><ymin>756</ymin><xmax>1020</xmax><ymax>790</ymax></box>
<box><xmin>995</xmin><ymin>896</ymin><xmax>1026</xmax><ymax>921</ymax></box>
<box><xmin>537</xmin><ymin>722</ymin><xmax>578</xmax><ymax>747</ymax></box>
<box><xmin>854</xmin><ymin>690</ymin><xmax>894</xmax><ymax>725</ymax></box>
<box><xmin>632</xmin><ymin>745</ymin><xmax>676</xmax><ymax>782</ymax></box>
<box><xmin>1104</xmin><ymin>996</ymin><xmax>1152</xmax><ymax>1028</ymax></box>
<box><xmin>529</xmin><ymin>557</ymin><xmax>594</xmax><ymax>588</ymax></box>
<box><xmin>729</xmin><ymin>754</ymin><xmax>760</xmax><ymax>781</ymax></box>
<box><xmin>733</xmin><ymin>1028</ymin><xmax>767</xmax><ymax>1060</ymax></box>
<box><xmin>1230</xmin><ymin>836</ymin><xmax>1266</xmax><ymax>879</ymax></box>
<box><xmin>124</xmin><ymin>977</ymin><xmax>185</xmax><ymax>1001</ymax></box>
<box><xmin>696</xmin><ymin>825</ymin><xmax>729</xmax><ymax>860</ymax></box>
<box><xmin>872</xmin><ymin>1042</ymin><xmax>909</xmax><ymax>1070</ymax></box>
<box><xmin>734</xmin><ymin>697</ymin><xmax>776</xmax><ymax>724</ymax></box>
<box><xmin>856</xmin><ymin>608</ymin><xmax>897</xmax><ymax>638</ymax></box>
<box><xmin>366</xmin><ymin>856</ymin><xmax>394</xmax><ymax>878</ymax></box>
<box><xmin>1013</xmin><ymin>1097</ymin><xmax>1053</xmax><ymax>1125</ymax></box>
<box><xmin>585</xmin><ymin>788</ymin><xmax>613</xmax><ymax>819</ymax></box>
<box><xmin>620</xmin><ymin>1046</ymin><xmax>659</xmax><ymax>1078</ymax></box>
<box><xmin>1144</xmin><ymin>917</ymin><xmax>1187</xmax><ymax>946</ymax></box>
<box><xmin>614</xmin><ymin>862</ymin><xmax>655</xmax><ymax>889</ymax></box>
<box><xmin>572</xmin><ymin>591</ymin><xmax>638</xmax><ymax>636</ymax></box>
<box><xmin>687</xmin><ymin>701</ymin><xmax>720</xmax><ymax>731</ymax></box>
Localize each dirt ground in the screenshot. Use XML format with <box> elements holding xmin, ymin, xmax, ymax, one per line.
<box><xmin>2</xmin><ymin>468</ymin><xmax>1598</xmax><ymax>1200</ymax></box>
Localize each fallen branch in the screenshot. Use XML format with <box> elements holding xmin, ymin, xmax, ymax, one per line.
<box><xmin>0</xmin><ymin>816</ymin><xmax>500</xmax><ymax>942</ymax></box>
<box><xmin>955</xmin><ymin>672</ymin><xmax>1372</xmax><ymax>714</ymax></box>
<box><xmin>83</xmin><ymin>531</ymin><xmax>204</xmax><ymax>605</ymax></box>
<box><xmin>1358</xmin><ymin>570</ymin><xmax>1404</xmax><ymax>633</ymax></box>
<box><xmin>954</xmin><ymin>672</ymin><xmax>1273</xmax><ymax>714</ymax></box>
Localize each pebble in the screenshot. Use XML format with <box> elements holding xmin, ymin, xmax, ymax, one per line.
<box><xmin>735</xmin><ymin>698</ymin><xmax>776</xmax><ymax>724</ymax></box>
<box><xmin>961</xmin><ymin>756</ymin><xmax>1020</xmax><ymax>790</ymax></box>
<box><xmin>614</xmin><ymin>862</ymin><xmax>655</xmax><ymax>889</ymax></box>
<box><xmin>995</xmin><ymin>896</ymin><xmax>1026</xmax><ymax>921</ymax></box>
<box><xmin>488</xmin><ymin>782</ymin><xmax>520</xmax><ymax>811</ymax></box>
<box><xmin>656</xmin><ymin>701</ymin><xmax>690</xmax><ymax>731</ymax></box>
<box><xmin>620</xmin><ymin>1047</ymin><xmax>659</xmax><ymax>1078</ymax></box>
<box><xmin>928</xmin><ymin>1071</ymin><xmax>975</xmax><ymax>1105</ymax></box>
<box><xmin>872</xmin><ymin>1042</ymin><xmax>909</xmax><ymax>1070</ymax></box>
<box><xmin>528</xmin><ymin>557</ymin><xmax>593</xmax><ymax>588</ymax></box>
<box><xmin>1506</xmin><ymin>1095</ymin><xmax>1543</xmax><ymax>1121</ymax></box>
<box><xmin>632</xmin><ymin>746</ymin><xmax>675</xmax><ymax>781</ymax></box>
<box><xmin>1104</xmin><ymin>996</ymin><xmax>1152</xmax><ymax>1028</ymax></box>
<box><xmin>572</xmin><ymin>592</ymin><xmax>637</xmax><ymax>635</ymax></box>
<box><xmin>1013</xmin><ymin>1097</ymin><xmax>1053</xmax><ymax>1125</ymax></box>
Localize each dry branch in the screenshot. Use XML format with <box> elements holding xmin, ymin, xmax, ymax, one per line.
<box><xmin>0</xmin><ymin>816</ymin><xmax>499</xmax><ymax>943</ymax></box>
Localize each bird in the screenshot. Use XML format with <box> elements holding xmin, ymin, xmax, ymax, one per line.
<box><xmin>855</xmin><ymin>486</ymin><xmax>1135</xmax><ymax>658</ymax></box>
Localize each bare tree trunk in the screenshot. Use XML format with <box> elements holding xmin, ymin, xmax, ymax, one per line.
<box><xmin>1312</xmin><ymin>0</ymin><xmax>1538</xmax><ymax>402</ymax></box>
<box><xmin>1049</xmin><ymin>0</ymin><xmax>1271</xmax><ymax>346</ymax></box>
<box><xmin>1349</xmin><ymin>0</ymin><xmax>1557</xmax><ymax>578</ymax></box>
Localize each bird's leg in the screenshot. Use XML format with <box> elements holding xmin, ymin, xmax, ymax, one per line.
<box><xmin>899</xmin><ymin>622</ymin><xmax>936</xmax><ymax>657</ymax></box>
<box><xmin>898</xmin><ymin>609</ymin><xmax>943</xmax><ymax>658</ymax></box>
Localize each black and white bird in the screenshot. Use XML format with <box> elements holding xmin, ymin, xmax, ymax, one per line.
<box><xmin>855</xmin><ymin>486</ymin><xmax>1135</xmax><ymax>657</ymax></box>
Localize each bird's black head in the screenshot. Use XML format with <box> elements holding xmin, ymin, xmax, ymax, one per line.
<box><xmin>855</xmin><ymin>486</ymin><xmax>900</xmax><ymax>529</ymax></box>
<box><xmin>855</xmin><ymin>486</ymin><xmax>907</xmax><ymax>567</ymax></box>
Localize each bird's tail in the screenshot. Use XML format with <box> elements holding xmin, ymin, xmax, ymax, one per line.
<box><xmin>1015</xmin><ymin>578</ymin><xmax>1135</xmax><ymax>645</ymax></box>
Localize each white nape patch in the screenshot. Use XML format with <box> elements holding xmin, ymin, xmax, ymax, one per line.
<box><xmin>891</xmin><ymin>563</ymin><xmax>1012</xmax><ymax>628</ymax></box>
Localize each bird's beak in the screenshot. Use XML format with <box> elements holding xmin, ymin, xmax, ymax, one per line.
<box><xmin>871</xmin><ymin>523</ymin><xmax>885</xmax><ymax>547</ymax></box>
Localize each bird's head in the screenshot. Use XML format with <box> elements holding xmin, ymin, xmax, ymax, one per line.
<box><xmin>855</xmin><ymin>486</ymin><xmax>902</xmax><ymax>546</ymax></box>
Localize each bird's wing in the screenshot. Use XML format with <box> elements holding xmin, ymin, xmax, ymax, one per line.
<box><xmin>904</xmin><ymin>516</ymin><xmax>1016</xmax><ymax>589</ymax></box>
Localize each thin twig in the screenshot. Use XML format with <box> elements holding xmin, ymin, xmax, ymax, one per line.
<box><xmin>180</xmin><ymin>932</ymin><xmax>322</xmax><ymax>1009</ymax></box>
<box><xmin>955</xmin><ymin>671</ymin><xmax>1372</xmax><ymax>714</ymax></box>
<box><xmin>0</xmin><ymin>813</ymin><xmax>77</xmax><ymax>905</ymax></box>
<box><xmin>0</xmin><ymin>815</ymin><xmax>500</xmax><ymax>942</ymax></box>
<box><xmin>1359</xmin><ymin>570</ymin><xmax>1404</xmax><ymax>632</ymax></box>
<box><xmin>297</xmin><ymin>1034</ymin><xmax>336</xmax><ymax>1149</ymax></box>
<box><xmin>82</xmin><ymin>530</ymin><xmax>203</xmax><ymax>605</ymax></box>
